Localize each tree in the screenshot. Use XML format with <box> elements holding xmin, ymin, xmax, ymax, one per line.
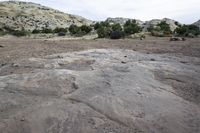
<box><xmin>175</xmin><ymin>24</ymin><xmax>200</xmax><ymax>37</ymax></box>
<box><xmin>157</xmin><ymin>21</ymin><xmax>171</xmax><ymax>33</ymax></box>
<box><xmin>69</xmin><ymin>24</ymin><xmax>92</xmax><ymax>36</ymax></box>
<box><xmin>69</xmin><ymin>24</ymin><xmax>81</xmax><ymax>35</ymax></box>
<box><xmin>97</xmin><ymin>26</ymin><xmax>111</xmax><ymax>38</ymax></box>
<box><xmin>94</xmin><ymin>23</ymin><xmax>100</xmax><ymax>30</ymax></box>
<box><xmin>123</xmin><ymin>20</ymin><xmax>141</xmax><ymax>35</ymax></box>
<box><xmin>32</xmin><ymin>29</ymin><xmax>41</xmax><ymax>34</ymax></box>
<box><xmin>111</xmin><ymin>23</ymin><xmax>122</xmax><ymax>31</ymax></box>
<box><xmin>41</xmin><ymin>28</ymin><xmax>53</xmax><ymax>33</ymax></box>
<box><xmin>80</xmin><ymin>25</ymin><xmax>92</xmax><ymax>34</ymax></box>
<box><xmin>54</xmin><ymin>27</ymin><xmax>68</xmax><ymax>33</ymax></box>
<box><xmin>12</xmin><ymin>29</ymin><xmax>29</xmax><ymax>37</ymax></box>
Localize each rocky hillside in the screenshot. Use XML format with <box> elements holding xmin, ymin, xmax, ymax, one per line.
<box><xmin>106</xmin><ymin>17</ymin><xmax>144</xmax><ymax>26</ymax></box>
<box><xmin>144</xmin><ymin>18</ymin><xmax>180</xmax><ymax>31</ymax></box>
<box><xmin>0</xmin><ymin>1</ymin><xmax>92</xmax><ymax>31</ymax></box>
<box><xmin>193</xmin><ymin>20</ymin><xmax>200</xmax><ymax>28</ymax></box>
<box><xmin>106</xmin><ymin>17</ymin><xmax>180</xmax><ymax>31</ymax></box>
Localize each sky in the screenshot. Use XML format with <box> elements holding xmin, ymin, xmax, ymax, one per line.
<box><xmin>1</xmin><ymin>0</ymin><xmax>200</xmax><ymax>24</ymax></box>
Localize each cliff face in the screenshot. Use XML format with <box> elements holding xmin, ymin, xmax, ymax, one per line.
<box><xmin>0</xmin><ymin>1</ymin><xmax>92</xmax><ymax>31</ymax></box>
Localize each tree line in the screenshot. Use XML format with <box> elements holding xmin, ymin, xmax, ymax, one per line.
<box><xmin>0</xmin><ymin>20</ymin><xmax>199</xmax><ymax>38</ymax></box>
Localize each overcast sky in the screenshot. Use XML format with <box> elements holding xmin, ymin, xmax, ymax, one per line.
<box><xmin>1</xmin><ymin>0</ymin><xmax>200</xmax><ymax>24</ymax></box>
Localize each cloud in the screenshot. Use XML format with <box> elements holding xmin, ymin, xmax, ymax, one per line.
<box><xmin>0</xmin><ymin>0</ymin><xmax>200</xmax><ymax>23</ymax></box>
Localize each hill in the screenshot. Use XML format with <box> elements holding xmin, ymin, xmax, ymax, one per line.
<box><xmin>106</xmin><ymin>17</ymin><xmax>180</xmax><ymax>31</ymax></box>
<box><xmin>0</xmin><ymin>1</ymin><xmax>92</xmax><ymax>31</ymax></box>
<box><xmin>193</xmin><ymin>20</ymin><xmax>200</xmax><ymax>28</ymax></box>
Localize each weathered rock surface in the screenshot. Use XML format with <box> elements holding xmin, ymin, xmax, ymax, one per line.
<box><xmin>0</xmin><ymin>49</ymin><xmax>200</xmax><ymax>133</ymax></box>
<box><xmin>106</xmin><ymin>17</ymin><xmax>144</xmax><ymax>26</ymax></box>
<box><xmin>0</xmin><ymin>1</ymin><xmax>92</xmax><ymax>31</ymax></box>
<box><xmin>143</xmin><ymin>18</ymin><xmax>180</xmax><ymax>31</ymax></box>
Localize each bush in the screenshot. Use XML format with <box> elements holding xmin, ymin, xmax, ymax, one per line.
<box><xmin>11</xmin><ymin>29</ymin><xmax>29</xmax><ymax>37</ymax></box>
<box><xmin>80</xmin><ymin>25</ymin><xmax>92</xmax><ymax>34</ymax></box>
<box><xmin>147</xmin><ymin>25</ymin><xmax>158</xmax><ymax>32</ymax></box>
<box><xmin>94</xmin><ymin>23</ymin><xmax>100</xmax><ymax>30</ymax></box>
<box><xmin>3</xmin><ymin>26</ymin><xmax>14</xmax><ymax>33</ymax></box>
<box><xmin>111</xmin><ymin>23</ymin><xmax>122</xmax><ymax>31</ymax></box>
<box><xmin>157</xmin><ymin>21</ymin><xmax>171</xmax><ymax>33</ymax></box>
<box><xmin>69</xmin><ymin>24</ymin><xmax>92</xmax><ymax>36</ymax></box>
<box><xmin>69</xmin><ymin>25</ymin><xmax>81</xmax><ymax>35</ymax></box>
<box><xmin>124</xmin><ymin>20</ymin><xmax>141</xmax><ymax>35</ymax></box>
<box><xmin>97</xmin><ymin>26</ymin><xmax>111</xmax><ymax>38</ymax></box>
<box><xmin>175</xmin><ymin>24</ymin><xmax>200</xmax><ymax>37</ymax></box>
<box><xmin>32</xmin><ymin>29</ymin><xmax>41</xmax><ymax>34</ymax></box>
<box><xmin>41</xmin><ymin>28</ymin><xmax>53</xmax><ymax>33</ymax></box>
<box><xmin>148</xmin><ymin>21</ymin><xmax>172</xmax><ymax>36</ymax></box>
<box><xmin>54</xmin><ymin>27</ymin><xmax>68</xmax><ymax>33</ymax></box>
<box><xmin>110</xmin><ymin>31</ymin><xmax>125</xmax><ymax>39</ymax></box>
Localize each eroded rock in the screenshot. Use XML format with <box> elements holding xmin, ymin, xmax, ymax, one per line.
<box><xmin>0</xmin><ymin>49</ymin><xmax>200</xmax><ymax>133</ymax></box>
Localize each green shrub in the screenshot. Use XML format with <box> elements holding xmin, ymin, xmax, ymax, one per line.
<box><xmin>11</xmin><ymin>29</ymin><xmax>29</xmax><ymax>37</ymax></box>
<box><xmin>69</xmin><ymin>24</ymin><xmax>92</xmax><ymax>36</ymax></box>
<box><xmin>32</xmin><ymin>29</ymin><xmax>41</xmax><ymax>34</ymax></box>
<box><xmin>69</xmin><ymin>24</ymin><xmax>81</xmax><ymax>35</ymax></box>
<box><xmin>41</xmin><ymin>28</ymin><xmax>53</xmax><ymax>33</ymax></box>
<box><xmin>0</xmin><ymin>28</ymin><xmax>5</xmax><ymax>36</ymax></box>
<box><xmin>175</xmin><ymin>24</ymin><xmax>200</xmax><ymax>37</ymax></box>
<box><xmin>148</xmin><ymin>21</ymin><xmax>172</xmax><ymax>36</ymax></box>
<box><xmin>94</xmin><ymin>22</ymin><xmax>111</xmax><ymax>30</ymax></box>
<box><xmin>80</xmin><ymin>25</ymin><xmax>92</xmax><ymax>34</ymax></box>
<box><xmin>0</xmin><ymin>31</ymin><xmax>6</xmax><ymax>36</ymax></box>
<box><xmin>54</xmin><ymin>27</ymin><xmax>68</xmax><ymax>33</ymax></box>
<box><xmin>94</xmin><ymin>23</ymin><xmax>100</xmax><ymax>30</ymax></box>
<box><xmin>97</xmin><ymin>26</ymin><xmax>111</xmax><ymax>38</ymax></box>
<box><xmin>147</xmin><ymin>25</ymin><xmax>154</xmax><ymax>32</ymax></box>
<box><xmin>157</xmin><ymin>21</ymin><xmax>171</xmax><ymax>33</ymax></box>
<box><xmin>3</xmin><ymin>26</ymin><xmax>14</xmax><ymax>33</ymax></box>
<box><xmin>0</xmin><ymin>26</ymin><xmax>29</xmax><ymax>36</ymax></box>
<box><xmin>111</xmin><ymin>23</ymin><xmax>122</xmax><ymax>31</ymax></box>
<box><xmin>123</xmin><ymin>20</ymin><xmax>141</xmax><ymax>35</ymax></box>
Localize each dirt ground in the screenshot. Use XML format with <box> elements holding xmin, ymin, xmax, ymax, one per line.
<box><xmin>0</xmin><ymin>36</ymin><xmax>200</xmax><ymax>65</ymax></box>
<box><xmin>0</xmin><ymin>36</ymin><xmax>200</xmax><ymax>133</ymax></box>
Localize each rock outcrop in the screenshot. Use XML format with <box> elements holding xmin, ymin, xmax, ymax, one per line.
<box><xmin>143</xmin><ymin>18</ymin><xmax>180</xmax><ymax>31</ymax></box>
<box><xmin>106</xmin><ymin>17</ymin><xmax>144</xmax><ymax>26</ymax></box>
<box><xmin>0</xmin><ymin>1</ymin><xmax>92</xmax><ymax>31</ymax></box>
<box><xmin>0</xmin><ymin>49</ymin><xmax>200</xmax><ymax>133</ymax></box>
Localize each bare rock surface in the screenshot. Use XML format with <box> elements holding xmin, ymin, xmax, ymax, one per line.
<box><xmin>0</xmin><ymin>49</ymin><xmax>200</xmax><ymax>133</ymax></box>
